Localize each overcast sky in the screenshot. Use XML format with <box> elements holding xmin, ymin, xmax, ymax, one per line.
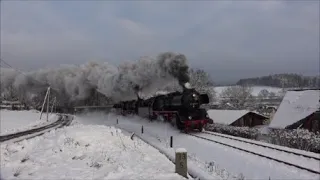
<box><xmin>1</xmin><ymin>1</ymin><xmax>319</xmax><ymax>83</ymax></box>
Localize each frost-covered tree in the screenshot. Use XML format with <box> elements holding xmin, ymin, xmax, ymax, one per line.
<box><xmin>258</xmin><ymin>89</ymin><xmax>270</xmax><ymax>99</ymax></box>
<box><xmin>219</xmin><ymin>85</ymin><xmax>253</xmax><ymax>109</ymax></box>
<box><xmin>269</xmin><ymin>92</ymin><xmax>276</xmax><ymax>98</ymax></box>
<box><xmin>156</xmin><ymin>68</ymin><xmax>216</xmax><ymax>103</ymax></box>
<box><xmin>2</xmin><ymin>84</ymin><xmax>18</xmax><ymax>101</ymax></box>
<box><xmin>189</xmin><ymin>68</ymin><xmax>216</xmax><ymax>103</ymax></box>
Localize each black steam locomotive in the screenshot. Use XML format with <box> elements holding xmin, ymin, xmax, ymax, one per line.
<box><xmin>112</xmin><ymin>84</ymin><xmax>214</xmax><ymax>132</ymax></box>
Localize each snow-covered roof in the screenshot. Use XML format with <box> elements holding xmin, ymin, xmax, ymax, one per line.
<box><xmin>207</xmin><ymin>109</ymin><xmax>251</xmax><ymax>125</ymax></box>
<box><xmin>269</xmin><ymin>90</ymin><xmax>320</xmax><ymax>129</ymax></box>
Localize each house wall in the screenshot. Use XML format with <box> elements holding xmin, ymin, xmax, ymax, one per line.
<box><xmin>303</xmin><ymin>113</ymin><xmax>320</xmax><ymax>133</ymax></box>
<box><xmin>285</xmin><ymin>112</ymin><xmax>320</xmax><ymax>133</ymax></box>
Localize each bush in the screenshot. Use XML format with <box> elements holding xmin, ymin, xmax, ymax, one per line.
<box><xmin>268</xmin><ymin>129</ymin><xmax>320</xmax><ymax>153</ymax></box>
<box><xmin>206</xmin><ymin>124</ymin><xmax>320</xmax><ymax>153</ymax></box>
<box><xmin>206</xmin><ymin>123</ymin><xmax>260</xmax><ymax>139</ymax></box>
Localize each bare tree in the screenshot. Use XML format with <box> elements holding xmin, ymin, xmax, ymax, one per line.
<box><xmin>219</xmin><ymin>85</ymin><xmax>253</xmax><ymax>109</ymax></box>
<box><xmin>3</xmin><ymin>84</ymin><xmax>18</xmax><ymax>101</ymax></box>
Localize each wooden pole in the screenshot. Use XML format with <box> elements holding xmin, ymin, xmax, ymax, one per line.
<box><xmin>46</xmin><ymin>87</ymin><xmax>50</xmax><ymax>122</ymax></box>
<box><xmin>170</xmin><ymin>136</ymin><xmax>173</xmax><ymax>148</ymax></box>
<box><xmin>50</xmin><ymin>97</ymin><xmax>56</xmax><ymax>114</ymax></box>
<box><xmin>175</xmin><ymin>148</ymin><xmax>187</xmax><ymax>178</ymax></box>
<box><xmin>40</xmin><ymin>87</ymin><xmax>50</xmax><ymax>120</ymax></box>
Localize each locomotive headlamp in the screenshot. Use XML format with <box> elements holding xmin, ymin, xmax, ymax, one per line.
<box><xmin>188</xmin><ymin>116</ymin><xmax>192</xmax><ymax>120</ymax></box>
<box><xmin>192</xmin><ymin>94</ymin><xmax>196</xmax><ymax>97</ymax></box>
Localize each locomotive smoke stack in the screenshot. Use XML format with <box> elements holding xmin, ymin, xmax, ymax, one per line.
<box><xmin>133</xmin><ymin>85</ymin><xmax>142</xmax><ymax>100</ymax></box>
<box><xmin>183</xmin><ymin>82</ymin><xmax>192</xmax><ymax>89</ymax></box>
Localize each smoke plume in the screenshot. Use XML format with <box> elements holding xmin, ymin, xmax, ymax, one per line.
<box><xmin>0</xmin><ymin>52</ymin><xmax>190</xmax><ymax>105</ymax></box>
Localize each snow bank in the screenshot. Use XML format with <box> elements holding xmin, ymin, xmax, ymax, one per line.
<box><xmin>0</xmin><ymin>124</ymin><xmax>187</xmax><ymax>180</ymax></box>
<box><xmin>76</xmin><ymin>112</ymin><xmax>320</xmax><ymax>180</ymax></box>
<box><xmin>75</xmin><ymin>112</ymin><xmax>224</xmax><ymax>179</ymax></box>
<box><xmin>0</xmin><ymin>110</ymin><xmax>59</xmax><ymax>136</ymax></box>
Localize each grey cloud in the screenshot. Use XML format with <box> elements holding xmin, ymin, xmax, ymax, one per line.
<box><xmin>1</xmin><ymin>1</ymin><xmax>319</xmax><ymax>83</ymax></box>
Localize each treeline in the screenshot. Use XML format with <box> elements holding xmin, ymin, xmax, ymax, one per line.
<box><xmin>237</xmin><ymin>74</ymin><xmax>320</xmax><ymax>88</ymax></box>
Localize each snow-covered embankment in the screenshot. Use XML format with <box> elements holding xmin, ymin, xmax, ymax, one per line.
<box><xmin>0</xmin><ymin>123</ymin><xmax>187</xmax><ymax>180</ymax></box>
<box><xmin>0</xmin><ymin>110</ymin><xmax>59</xmax><ymax>136</ymax></box>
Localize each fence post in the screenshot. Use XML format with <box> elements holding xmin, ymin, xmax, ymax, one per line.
<box><xmin>170</xmin><ymin>136</ymin><xmax>173</xmax><ymax>148</ymax></box>
<box><xmin>116</xmin><ymin>119</ymin><xmax>118</xmax><ymax>124</ymax></box>
<box><xmin>175</xmin><ymin>148</ymin><xmax>187</xmax><ymax>178</ymax></box>
<box><xmin>141</xmin><ymin>125</ymin><xmax>144</xmax><ymax>134</ymax></box>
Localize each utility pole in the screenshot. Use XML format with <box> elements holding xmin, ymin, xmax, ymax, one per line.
<box><xmin>40</xmin><ymin>87</ymin><xmax>50</xmax><ymax>120</ymax></box>
<box><xmin>51</xmin><ymin>97</ymin><xmax>56</xmax><ymax>114</ymax></box>
<box><xmin>46</xmin><ymin>87</ymin><xmax>50</xmax><ymax>122</ymax></box>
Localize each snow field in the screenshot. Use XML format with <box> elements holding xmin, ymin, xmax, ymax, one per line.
<box><xmin>0</xmin><ymin>124</ymin><xmax>187</xmax><ymax>180</ymax></box>
<box><xmin>75</xmin><ymin>112</ymin><xmax>320</xmax><ymax>180</ymax></box>
<box><xmin>0</xmin><ymin>110</ymin><xmax>59</xmax><ymax>136</ymax></box>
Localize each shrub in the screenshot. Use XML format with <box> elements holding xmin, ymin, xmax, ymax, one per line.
<box><xmin>206</xmin><ymin>124</ymin><xmax>320</xmax><ymax>153</ymax></box>
<box><xmin>206</xmin><ymin>124</ymin><xmax>260</xmax><ymax>139</ymax></box>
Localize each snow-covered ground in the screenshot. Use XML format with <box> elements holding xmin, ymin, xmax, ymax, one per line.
<box><xmin>75</xmin><ymin>111</ymin><xmax>320</xmax><ymax>180</ymax></box>
<box><xmin>0</xmin><ymin>124</ymin><xmax>187</xmax><ymax>180</ymax></box>
<box><xmin>0</xmin><ymin>110</ymin><xmax>59</xmax><ymax>136</ymax></box>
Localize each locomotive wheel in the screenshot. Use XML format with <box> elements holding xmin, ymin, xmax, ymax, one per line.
<box><xmin>198</xmin><ymin>124</ymin><xmax>204</xmax><ymax>132</ymax></box>
<box><xmin>176</xmin><ymin>116</ymin><xmax>185</xmax><ymax>130</ymax></box>
<box><xmin>171</xmin><ymin>116</ymin><xmax>176</xmax><ymax>127</ymax></box>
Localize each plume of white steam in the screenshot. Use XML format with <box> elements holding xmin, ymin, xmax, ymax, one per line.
<box><xmin>0</xmin><ymin>68</ymin><xmax>19</xmax><ymax>90</ymax></box>
<box><xmin>0</xmin><ymin>52</ymin><xmax>190</xmax><ymax>104</ymax></box>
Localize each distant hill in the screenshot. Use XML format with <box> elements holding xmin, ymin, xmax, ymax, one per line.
<box><xmin>236</xmin><ymin>74</ymin><xmax>319</xmax><ymax>88</ymax></box>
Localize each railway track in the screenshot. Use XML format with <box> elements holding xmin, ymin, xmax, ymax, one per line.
<box><xmin>0</xmin><ymin>114</ymin><xmax>72</xmax><ymax>143</ymax></box>
<box><xmin>202</xmin><ymin>131</ymin><xmax>320</xmax><ymax>161</ymax></box>
<box><xmin>188</xmin><ymin>132</ymin><xmax>320</xmax><ymax>175</ymax></box>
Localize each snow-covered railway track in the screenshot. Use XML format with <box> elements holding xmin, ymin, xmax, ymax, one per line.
<box><xmin>0</xmin><ymin>115</ymin><xmax>70</xmax><ymax>143</ymax></box>
<box><xmin>202</xmin><ymin>131</ymin><xmax>320</xmax><ymax>161</ymax></box>
<box><xmin>188</xmin><ymin>132</ymin><xmax>320</xmax><ymax>175</ymax></box>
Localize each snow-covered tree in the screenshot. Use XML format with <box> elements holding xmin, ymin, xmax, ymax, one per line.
<box><xmin>219</xmin><ymin>85</ymin><xmax>253</xmax><ymax>109</ymax></box>
<box><xmin>258</xmin><ymin>89</ymin><xmax>270</xmax><ymax>99</ymax></box>
<box><xmin>269</xmin><ymin>92</ymin><xmax>276</xmax><ymax>98</ymax></box>
<box><xmin>189</xmin><ymin>68</ymin><xmax>216</xmax><ymax>103</ymax></box>
<box><xmin>2</xmin><ymin>84</ymin><xmax>18</xmax><ymax>101</ymax></box>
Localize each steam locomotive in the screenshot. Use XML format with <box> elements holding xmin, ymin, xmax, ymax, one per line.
<box><xmin>112</xmin><ymin>83</ymin><xmax>214</xmax><ymax>132</ymax></box>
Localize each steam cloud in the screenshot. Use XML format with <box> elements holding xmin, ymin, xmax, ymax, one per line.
<box><xmin>0</xmin><ymin>52</ymin><xmax>190</xmax><ymax>105</ymax></box>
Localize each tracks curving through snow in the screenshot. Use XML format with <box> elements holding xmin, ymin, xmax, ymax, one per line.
<box><xmin>188</xmin><ymin>132</ymin><xmax>320</xmax><ymax>175</ymax></box>
<box><xmin>0</xmin><ymin>114</ymin><xmax>73</xmax><ymax>143</ymax></box>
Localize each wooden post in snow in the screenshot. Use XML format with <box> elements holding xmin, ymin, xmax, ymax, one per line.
<box><xmin>175</xmin><ymin>148</ymin><xmax>187</xmax><ymax>178</ymax></box>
